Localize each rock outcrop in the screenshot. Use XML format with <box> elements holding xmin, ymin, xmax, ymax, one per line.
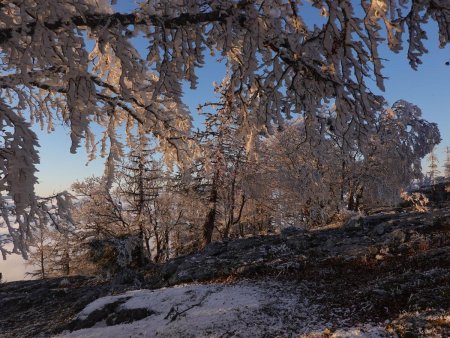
<box><xmin>0</xmin><ymin>276</ymin><xmax>110</xmax><ymax>337</ymax></box>
<box><xmin>161</xmin><ymin>205</ymin><xmax>450</xmax><ymax>288</ymax></box>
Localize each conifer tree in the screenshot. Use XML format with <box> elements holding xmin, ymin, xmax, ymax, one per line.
<box><xmin>427</xmin><ymin>148</ymin><xmax>440</xmax><ymax>185</ymax></box>
<box><xmin>445</xmin><ymin>147</ymin><xmax>450</xmax><ymax>179</ymax></box>
<box><xmin>119</xmin><ymin>139</ymin><xmax>162</xmax><ymax>264</ymax></box>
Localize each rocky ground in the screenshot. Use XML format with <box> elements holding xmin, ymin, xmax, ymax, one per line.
<box><xmin>0</xmin><ymin>202</ymin><xmax>449</xmax><ymax>337</ymax></box>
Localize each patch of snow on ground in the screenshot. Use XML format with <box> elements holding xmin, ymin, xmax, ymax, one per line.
<box><xmin>76</xmin><ymin>295</ymin><xmax>130</xmax><ymax>321</ymax></box>
<box><xmin>57</xmin><ymin>280</ymin><xmax>390</xmax><ymax>338</ymax></box>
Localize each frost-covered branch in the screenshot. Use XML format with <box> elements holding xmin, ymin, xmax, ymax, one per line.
<box><xmin>0</xmin><ymin>0</ymin><xmax>448</xmax><ymax>256</ymax></box>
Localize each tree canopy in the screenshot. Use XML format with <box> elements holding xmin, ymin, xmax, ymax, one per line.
<box><xmin>0</xmin><ymin>0</ymin><xmax>448</xmax><ymax>257</ymax></box>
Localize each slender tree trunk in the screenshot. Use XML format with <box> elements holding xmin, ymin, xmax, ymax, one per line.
<box><xmin>63</xmin><ymin>249</ymin><xmax>70</xmax><ymax>276</ymax></box>
<box><xmin>136</xmin><ymin>223</ymin><xmax>146</xmax><ymax>267</ymax></box>
<box><xmin>202</xmin><ymin>204</ymin><xmax>217</xmax><ymax>247</ymax></box>
<box><xmin>144</xmin><ymin>211</ymin><xmax>153</xmax><ymax>259</ymax></box>
<box><xmin>223</xmin><ymin>176</ymin><xmax>236</xmax><ymax>239</ymax></box>
<box><xmin>39</xmin><ymin>228</ymin><xmax>45</xmax><ymax>279</ymax></box>
<box><xmin>153</xmin><ymin>221</ymin><xmax>161</xmax><ymax>263</ymax></box>
<box><xmin>340</xmin><ymin>160</ymin><xmax>346</xmax><ymax>202</ymax></box>
<box><xmin>40</xmin><ymin>248</ymin><xmax>45</xmax><ymax>279</ymax></box>
<box><xmin>355</xmin><ymin>185</ymin><xmax>364</xmax><ymax>210</ymax></box>
<box><xmin>164</xmin><ymin>227</ymin><xmax>170</xmax><ymax>261</ymax></box>
<box><xmin>139</xmin><ymin>160</ymin><xmax>146</xmax><ymax>266</ymax></box>
<box><xmin>144</xmin><ymin>231</ymin><xmax>151</xmax><ymax>259</ymax></box>
<box><xmin>202</xmin><ymin>173</ymin><xmax>219</xmax><ymax>247</ymax></box>
<box><xmin>175</xmin><ymin>229</ymin><xmax>181</xmax><ymax>257</ymax></box>
<box><xmin>348</xmin><ymin>191</ymin><xmax>354</xmax><ymax>211</ymax></box>
<box><xmin>235</xmin><ymin>194</ymin><xmax>246</xmax><ymax>237</ymax></box>
<box><xmin>223</xmin><ymin>152</ymin><xmax>243</xmax><ymax>239</ymax></box>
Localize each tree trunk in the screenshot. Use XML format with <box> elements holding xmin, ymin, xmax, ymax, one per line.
<box><xmin>348</xmin><ymin>188</ymin><xmax>355</xmax><ymax>211</ymax></box>
<box><xmin>137</xmin><ymin>225</ymin><xmax>146</xmax><ymax>267</ymax></box>
<box><xmin>201</xmin><ymin>164</ymin><xmax>220</xmax><ymax>247</ymax></box>
<box><xmin>40</xmin><ymin>248</ymin><xmax>45</xmax><ymax>279</ymax></box>
<box><xmin>235</xmin><ymin>194</ymin><xmax>246</xmax><ymax>237</ymax></box>
<box><xmin>223</xmin><ymin>152</ymin><xmax>242</xmax><ymax>239</ymax></box>
<box><xmin>138</xmin><ymin>159</ymin><xmax>147</xmax><ymax>266</ymax></box>
<box><xmin>340</xmin><ymin>160</ymin><xmax>346</xmax><ymax>202</ymax></box>
<box><xmin>63</xmin><ymin>249</ymin><xmax>70</xmax><ymax>276</ymax></box>
<box><xmin>39</xmin><ymin>229</ymin><xmax>45</xmax><ymax>279</ymax></box>
<box><xmin>153</xmin><ymin>221</ymin><xmax>161</xmax><ymax>263</ymax></box>
<box><xmin>202</xmin><ymin>176</ymin><xmax>218</xmax><ymax>247</ymax></box>
<box><xmin>354</xmin><ymin>185</ymin><xmax>364</xmax><ymax>210</ymax></box>
<box><xmin>144</xmin><ymin>231</ymin><xmax>151</xmax><ymax>259</ymax></box>
<box><xmin>164</xmin><ymin>227</ymin><xmax>170</xmax><ymax>261</ymax></box>
<box><xmin>202</xmin><ymin>205</ymin><xmax>217</xmax><ymax>247</ymax></box>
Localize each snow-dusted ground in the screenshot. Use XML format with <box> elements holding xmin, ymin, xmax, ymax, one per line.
<box><xmin>57</xmin><ymin>280</ymin><xmax>390</xmax><ymax>338</ymax></box>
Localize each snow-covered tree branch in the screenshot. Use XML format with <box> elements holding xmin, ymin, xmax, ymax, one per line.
<box><xmin>0</xmin><ymin>0</ymin><xmax>448</xmax><ymax>257</ymax></box>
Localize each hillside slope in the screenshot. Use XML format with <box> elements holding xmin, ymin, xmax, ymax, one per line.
<box><xmin>1</xmin><ymin>203</ymin><xmax>449</xmax><ymax>337</ymax></box>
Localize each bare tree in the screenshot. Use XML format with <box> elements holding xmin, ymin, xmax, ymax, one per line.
<box><xmin>26</xmin><ymin>193</ymin><xmax>79</xmax><ymax>278</ymax></box>
<box><xmin>256</xmin><ymin>101</ymin><xmax>440</xmax><ymax>228</ymax></box>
